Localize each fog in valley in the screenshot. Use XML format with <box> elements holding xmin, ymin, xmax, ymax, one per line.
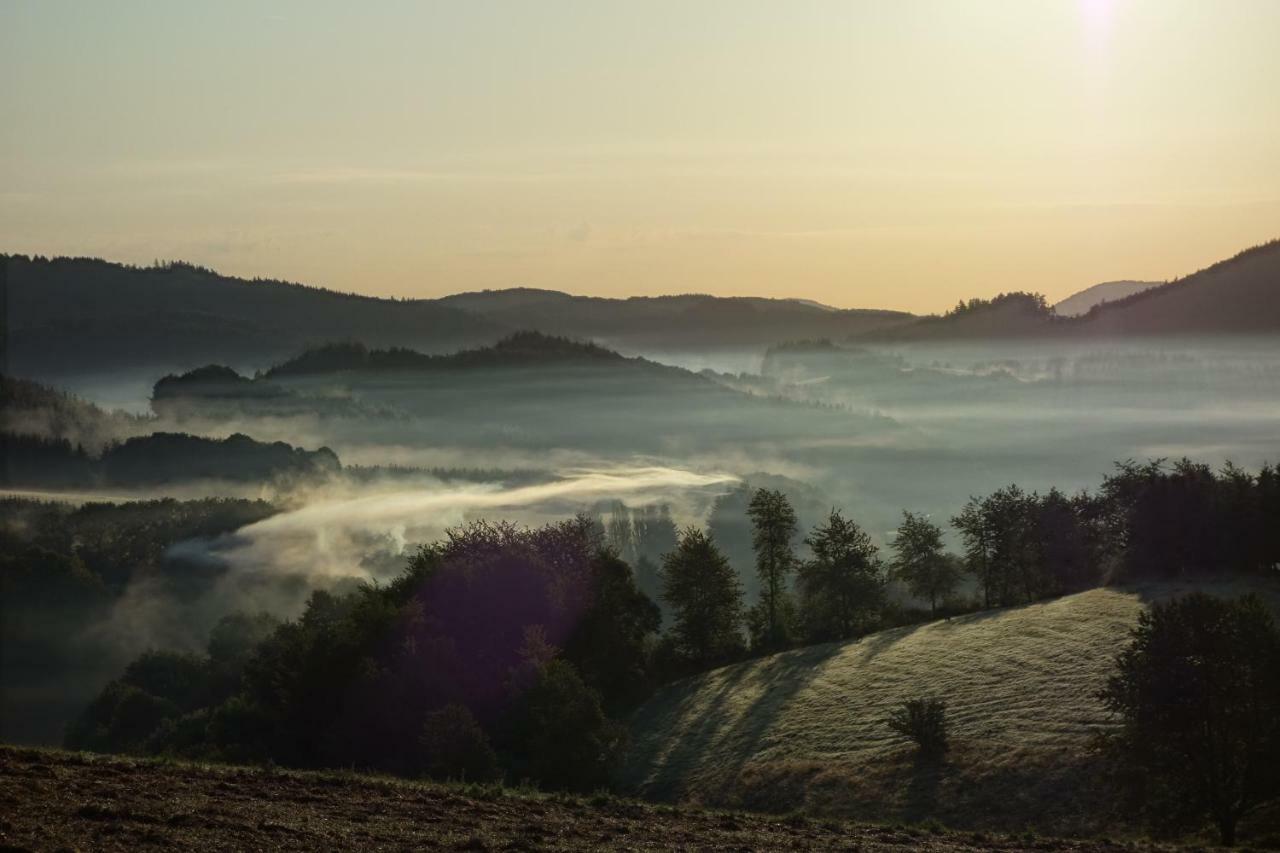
<box><xmin>3</xmin><ymin>330</ymin><xmax>1276</xmax><ymax>745</ymax></box>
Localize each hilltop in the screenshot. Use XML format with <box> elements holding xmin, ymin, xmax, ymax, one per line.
<box><xmin>264</xmin><ymin>331</ymin><xmax>633</xmax><ymax>378</ymax></box>
<box><xmin>621</xmin><ymin>579</ymin><xmax>1280</xmax><ymax>841</ymax></box>
<box><xmin>1053</xmin><ymin>281</ymin><xmax>1159</xmax><ymax>317</ymax></box>
<box><xmin>439</xmin><ymin>287</ymin><xmax>914</xmax><ymax>348</ymax></box>
<box><xmin>1070</xmin><ymin>239</ymin><xmax>1280</xmax><ymax>335</ymax></box>
<box><xmin>0</xmin><ymin>746</ymin><xmax>1174</xmax><ymax>851</ymax></box>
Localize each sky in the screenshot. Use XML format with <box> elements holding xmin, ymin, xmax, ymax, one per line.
<box><xmin>3</xmin><ymin>1</ymin><xmax>1278</xmax><ymax>313</ymax></box>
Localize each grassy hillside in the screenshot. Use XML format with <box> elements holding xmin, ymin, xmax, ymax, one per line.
<box><xmin>621</xmin><ymin>580</ymin><xmax>1280</xmax><ymax>840</ymax></box>
<box><xmin>0</xmin><ymin>746</ymin><xmax>1175</xmax><ymax>851</ymax></box>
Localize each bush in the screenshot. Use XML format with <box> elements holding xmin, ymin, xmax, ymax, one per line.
<box><xmin>886</xmin><ymin>697</ymin><xmax>948</xmax><ymax>757</ymax></box>
<box><xmin>511</xmin><ymin>660</ymin><xmax>627</xmax><ymax>791</ymax></box>
<box><xmin>418</xmin><ymin>703</ymin><xmax>500</xmax><ymax>783</ymax></box>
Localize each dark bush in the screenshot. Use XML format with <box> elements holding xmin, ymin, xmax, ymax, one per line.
<box><xmin>418</xmin><ymin>703</ymin><xmax>500</xmax><ymax>783</ymax></box>
<box><xmin>886</xmin><ymin>697</ymin><xmax>948</xmax><ymax>757</ymax></box>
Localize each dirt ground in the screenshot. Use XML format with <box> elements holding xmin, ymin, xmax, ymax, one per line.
<box><xmin>0</xmin><ymin>746</ymin><xmax>1191</xmax><ymax>851</ymax></box>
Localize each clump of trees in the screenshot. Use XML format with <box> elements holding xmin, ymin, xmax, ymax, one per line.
<box><xmin>68</xmin><ymin>517</ymin><xmax>657</xmax><ymax>791</ymax></box>
<box><xmin>944</xmin><ymin>291</ymin><xmax>1052</xmax><ymax>319</ymax></box>
<box><xmin>1101</xmin><ymin>593</ymin><xmax>1280</xmax><ymax>846</ymax></box>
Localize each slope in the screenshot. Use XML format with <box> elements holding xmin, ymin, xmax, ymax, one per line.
<box><xmin>620</xmin><ymin>579</ymin><xmax>1280</xmax><ymax>839</ymax></box>
<box><xmin>855</xmin><ymin>239</ymin><xmax>1280</xmax><ymax>342</ymax></box>
<box><xmin>1071</xmin><ymin>239</ymin><xmax>1280</xmax><ymax>335</ymax></box>
<box><xmin>1052</xmin><ymin>281</ymin><xmax>1159</xmax><ymax>317</ymax></box>
<box><xmin>0</xmin><ymin>747</ymin><xmax>1169</xmax><ymax>852</ymax></box>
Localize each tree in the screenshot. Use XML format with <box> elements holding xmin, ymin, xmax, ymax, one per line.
<box><xmin>562</xmin><ymin>550</ymin><xmax>661</xmax><ymax>713</ymax></box>
<box><xmin>952</xmin><ymin>497</ymin><xmax>995</xmax><ymax>607</ymax></box>
<box><xmin>796</xmin><ymin>510</ymin><xmax>883</xmax><ymax>642</ymax></box>
<box><xmin>890</xmin><ymin>511</ymin><xmax>961</xmax><ymax>616</ymax></box>
<box><xmin>1100</xmin><ymin>593</ymin><xmax>1280</xmax><ymax>846</ymax></box>
<box><xmin>746</xmin><ymin>489</ymin><xmax>798</xmax><ymax>652</ymax></box>
<box><xmin>660</xmin><ymin>527</ymin><xmax>745</xmax><ymax>667</ymax></box>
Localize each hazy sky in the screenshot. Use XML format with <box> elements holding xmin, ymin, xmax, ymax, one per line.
<box><xmin>3</xmin><ymin>1</ymin><xmax>1278</xmax><ymax>312</ymax></box>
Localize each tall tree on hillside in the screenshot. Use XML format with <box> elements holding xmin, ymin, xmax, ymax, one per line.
<box><xmin>659</xmin><ymin>527</ymin><xmax>744</xmax><ymax>667</ymax></box>
<box><xmin>890</xmin><ymin>511</ymin><xmax>961</xmax><ymax>616</ymax></box>
<box><xmin>562</xmin><ymin>550</ymin><xmax>661</xmax><ymax>714</ymax></box>
<box><xmin>952</xmin><ymin>497</ymin><xmax>996</xmax><ymax>607</ymax></box>
<box><xmin>1033</xmin><ymin>488</ymin><xmax>1096</xmax><ymax>594</ymax></box>
<box><xmin>796</xmin><ymin>510</ymin><xmax>883</xmax><ymax>642</ymax></box>
<box><xmin>746</xmin><ymin>489</ymin><xmax>798</xmax><ymax>653</ymax></box>
<box><xmin>1101</xmin><ymin>593</ymin><xmax>1280</xmax><ymax>847</ymax></box>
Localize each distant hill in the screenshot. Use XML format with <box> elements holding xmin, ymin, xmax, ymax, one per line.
<box><xmin>621</xmin><ymin>579</ymin><xmax>1280</xmax><ymax>838</ymax></box>
<box><xmin>148</xmin><ymin>333</ymin><xmax>896</xmax><ymax>453</ymax></box>
<box><xmin>437</xmin><ymin>288</ymin><xmax>914</xmax><ymax>348</ymax></box>
<box><xmin>1070</xmin><ymin>239</ymin><xmax>1280</xmax><ymax>335</ymax></box>
<box><xmin>856</xmin><ymin>239</ymin><xmax>1280</xmax><ymax>341</ymax></box>
<box><xmin>0</xmin><ymin>375</ymin><xmax>150</xmax><ymax>452</ymax></box>
<box><xmin>3</xmin><ymin>256</ymin><xmax>912</xmax><ymax>379</ymax></box>
<box><xmin>1052</xmin><ymin>281</ymin><xmax>1159</xmax><ymax>317</ymax></box>
<box><xmin>3</xmin><ymin>256</ymin><xmax>505</xmax><ymax>376</ymax></box>
<box><xmin>0</xmin><ymin>425</ymin><xmax>340</xmax><ymax>489</ymax></box>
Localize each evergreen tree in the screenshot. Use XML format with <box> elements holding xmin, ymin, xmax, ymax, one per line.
<box><xmin>659</xmin><ymin>527</ymin><xmax>744</xmax><ymax>667</ymax></box>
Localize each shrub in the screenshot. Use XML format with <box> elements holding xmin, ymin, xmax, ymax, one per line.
<box><xmin>418</xmin><ymin>703</ymin><xmax>500</xmax><ymax>783</ymax></box>
<box><xmin>886</xmin><ymin>697</ymin><xmax>948</xmax><ymax>757</ymax></box>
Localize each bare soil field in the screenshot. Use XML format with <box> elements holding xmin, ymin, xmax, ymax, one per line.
<box><xmin>0</xmin><ymin>745</ymin><xmax>1187</xmax><ymax>852</ymax></box>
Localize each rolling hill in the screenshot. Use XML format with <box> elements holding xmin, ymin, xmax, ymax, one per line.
<box><xmin>3</xmin><ymin>256</ymin><xmax>505</xmax><ymax>376</ymax></box>
<box><xmin>148</xmin><ymin>332</ymin><xmax>897</xmax><ymax>454</ymax></box>
<box><xmin>620</xmin><ymin>579</ymin><xmax>1280</xmax><ymax>840</ymax></box>
<box><xmin>1052</xmin><ymin>281</ymin><xmax>1159</xmax><ymax>317</ymax></box>
<box><xmin>2</xmin><ymin>256</ymin><xmax>911</xmax><ymax>379</ymax></box>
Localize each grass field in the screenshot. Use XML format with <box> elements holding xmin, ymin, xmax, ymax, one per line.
<box><xmin>0</xmin><ymin>746</ymin><xmax>1180</xmax><ymax>851</ymax></box>
<box><xmin>621</xmin><ymin>580</ymin><xmax>1280</xmax><ymax>842</ymax></box>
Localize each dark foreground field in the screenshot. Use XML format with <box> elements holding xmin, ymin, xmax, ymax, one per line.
<box><xmin>0</xmin><ymin>747</ymin><xmax>1185</xmax><ymax>852</ymax></box>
